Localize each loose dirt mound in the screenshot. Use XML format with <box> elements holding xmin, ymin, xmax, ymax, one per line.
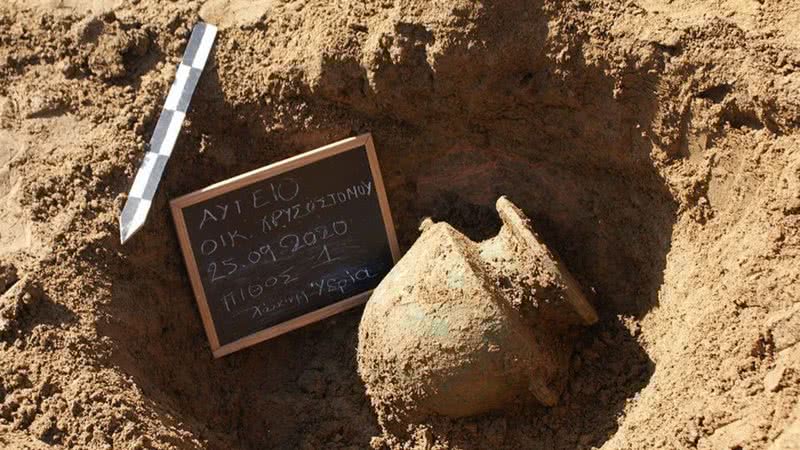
<box><xmin>0</xmin><ymin>0</ymin><xmax>798</xmax><ymax>449</ymax></box>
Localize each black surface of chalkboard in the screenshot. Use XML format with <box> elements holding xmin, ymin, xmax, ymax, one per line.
<box><xmin>171</xmin><ymin>137</ymin><xmax>397</xmax><ymax>355</ymax></box>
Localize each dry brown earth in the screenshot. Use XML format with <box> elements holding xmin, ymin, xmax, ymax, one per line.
<box><xmin>0</xmin><ymin>0</ymin><xmax>798</xmax><ymax>449</ymax></box>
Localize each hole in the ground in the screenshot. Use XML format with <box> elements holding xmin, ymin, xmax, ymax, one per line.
<box><xmin>96</xmin><ymin>3</ymin><xmax>677</xmax><ymax>447</ymax></box>
<box><xmin>722</xmin><ymin>101</ymin><xmax>765</xmax><ymax>130</ymax></box>
<box><xmin>696</xmin><ymin>83</ymin><xmax>732</xmax><ymax>103</ymax></box>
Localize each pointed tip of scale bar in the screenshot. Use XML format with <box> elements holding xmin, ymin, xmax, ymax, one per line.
<box><xmin>119</xmin><ymin>219</ymin><xmax>142</xmax><ymax>245</ymax></box>
<box><xmin>119</xmin><ymin>210</ymin><xmax>147</xmax><ymax>244</ymax></box>
<box><xmin>119</xmin><ymin>196</ymin><xmax>151</xmax><ymax>244</ymax></box>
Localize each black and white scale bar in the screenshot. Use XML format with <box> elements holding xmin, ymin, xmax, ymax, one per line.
<box><xmin>119</xmin><ymin>22</ymin><xmax>217</xmax><ymax>244</ymax></box>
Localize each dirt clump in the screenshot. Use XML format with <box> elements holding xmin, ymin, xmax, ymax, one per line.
<box><xmin>0</xmin><ymin>0</ymin><xmax>799</xmax><ymax>449</ymax></box>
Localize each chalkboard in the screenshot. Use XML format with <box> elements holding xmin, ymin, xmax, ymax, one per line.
<box><xmin>170</xmin><ymin>134</ymin><xmax>400</xmax><ymax>357</ymax></box>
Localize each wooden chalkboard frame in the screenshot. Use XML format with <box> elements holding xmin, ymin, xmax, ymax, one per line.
<box><xmin>170</xmin><ymin>133</ymin><xmax>400</xmax><ymax>358</ymax></box>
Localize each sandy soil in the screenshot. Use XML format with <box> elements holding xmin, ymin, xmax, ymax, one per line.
<box><xmin>0</xmin><ymin>0</ymin><xmax>798</xmax><ymax>449</ymax></box>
